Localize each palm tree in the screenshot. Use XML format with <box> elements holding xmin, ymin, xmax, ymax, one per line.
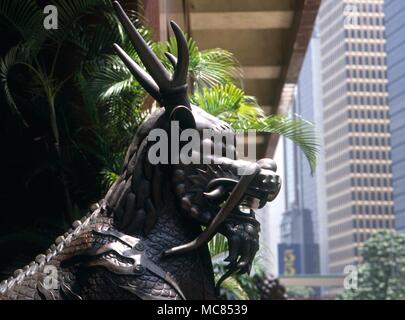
<box><xmin>0</xmin><ymin>0</ymin><xmax>146</xmax><ymax>223</ymax></box>
<box><xmin>0</xmin><ymin>0</ymin><xmax>150</xmax><ymax>275</ymax></box>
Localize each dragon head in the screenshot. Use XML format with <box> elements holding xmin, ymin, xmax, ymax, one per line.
<box><xmin>112</xmin><ymin>2</ymin><xmax>281</xmax><ymax>278</ymax></box>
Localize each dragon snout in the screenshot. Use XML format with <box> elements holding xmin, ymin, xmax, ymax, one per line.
<box><xmin>256</xmin><ymin>158</ymin><xmax>282</xmax><ymax>204</ymax></box>
<box><xmin>203</xmin><ymin>157</ymin><xmax>281</xmax><ymax>211</ymax></box>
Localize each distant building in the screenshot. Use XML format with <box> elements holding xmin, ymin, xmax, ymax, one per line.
<box><xmin>385</xmin><ymin>0</ymin><xmax>405</xmax><ymax>233</ymax></box>
<box><xmin>278</xmin><ymin>23</ymin><xmax>326</xmax><ymax>277</ymax></box>
<box><xmin>279</xmin><ymin>98</ymin><xmax>320</xmax><ymax>275</ymax></box>
<box><xmin>297</xmin><ymin>22</ymin><xmax>329</xmax><ymax>275</ymax></box>
<box><xmin>279</xmin><ymin>207</ymin><xmax>319</xmax><ymax>274</ymax></box>
<box><xmin>318</xmin><ymin>0</ymin><xmax>394</xmax><ymax>273</ymax></box>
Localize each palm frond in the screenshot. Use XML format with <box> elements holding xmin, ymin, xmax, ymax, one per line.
<box><xmin>0</xmin><ymin>0</ymin><xmax>43</xmax><ymax>44</ymax></box>
<box><xmin>217</xmin><ymin>276</ymin><xmax>249</xmax><ymax>300</ymax></box>
<box><xmin>208</xmin><ymin>234</ymin><xmax>228</xmax><ymax>259</ymax></box>
<box><xmin>101</xmin><ymin>168</ymin><xmax>121</xmax><ymax>189</ymax></box>
<box><xmin>192</xmin><ymin>84</ymin><xmax>319</xmax><ymax>173</ymax></box>
<box><xmin>233</xmin><ymin>115</ymin><xmax>319</xmax><ymax>174</ymax></box>
<box><xmin>70</xmin><ymin>6</ymin><xmax>147</xmax><ymax>60</ymax></box>
<box><xmin>103</xmin><ymin>95</ymin><xmax>145</xmax><ymax>133</ymax></box>
<box><xmin>154</xmin><ymin>36</ymin><xmax>242</xmax><ymax>91</ymax></box>
<box><xmin>49</xmin><ymin>0</ymin><xmax>110</xmax><ymax>42</ymax></box>
<box><xmin>192</xmin><ymin>84</ymin><xmax>263</xmax><ymax>118</ymax></box>
<box><xmin>95</xmin><ymin>62</ymin><xmax>136</xmax><ymax>101</ymax></box>
<box><xmin>76</xmin><ymin>73</ymin><xmax>100</xmax><ymax>125</ymax></box>
<box><xmin>0</xmin><ymin>45</ymin><xmax>33</xmax><ymax>124</ymax></box>
<box><xmin>195</xmin><ymin>48</ymin><xmax>243</xmax><ymax>90</ymax></box>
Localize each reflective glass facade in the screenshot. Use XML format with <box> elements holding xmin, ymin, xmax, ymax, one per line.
<box><xmin>385</xmin><ymin>0</ymin><xmax>405</xmax><ymax>232</ymax></box>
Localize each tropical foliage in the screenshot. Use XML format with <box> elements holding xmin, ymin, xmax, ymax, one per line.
<box><xmin>0</xmin><ymin>0</ymin><xmax>148</xmax><ymax>276</ymax></box>
<box><xmin>154</xmin><ymin>36</ymin><xmax>242</xmax><ymax>92</ymax></box>
<box><xmin>0</xmin><ymin>0</ymin><xmax>146</xmax><ymax>226</ymax></box>
<box><xmin>286</xmin><ymin>286</ymin><xmax>316</xmax><ymax>299</ymax></box>
<box><xmin>337</xmin><ymin>230</ymin><xmax>405</xmax><ymax>300</ymax></box>
<box><xmin>192</xmin><ymin>84</ymin><xmax>318</xmax><ymax>173</ymax></box>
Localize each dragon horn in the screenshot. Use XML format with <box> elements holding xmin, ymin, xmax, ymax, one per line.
<box><xmin>165</xmin><ymin>52</ymin><xmax>178</xmax><ymax>69</ymax></box>
<box><xmin>169</xmin><ymin>20</ymin><xmax>189</xmax><ymax>86</ymax></box>
<box><xmin>112</xmin><ymin>43</ymin><xmax>161</xmax><ymax>101</ymax></box>
<box><xmin>113</xmin><ymin>1</ymin><xmax>190</xmax><ymax>109</ymax></box>
<box><xmin>113</xmin><ymin>1</ymin><xmax>170</xmax><ymax>90</ymax></box>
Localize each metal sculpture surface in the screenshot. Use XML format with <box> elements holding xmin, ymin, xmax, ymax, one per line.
<box><xmin>0</xmin><ymin>2</ymin><xmax>281</xmax><ymax>300</ymax></box>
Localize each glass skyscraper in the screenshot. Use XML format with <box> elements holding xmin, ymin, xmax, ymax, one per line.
<box><xmin>385</xmin><ymin>0</ymin><xmax>405</xmax><ymax>232</ymax></box>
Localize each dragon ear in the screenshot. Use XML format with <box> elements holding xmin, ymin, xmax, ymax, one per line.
<box><xmin>169</xmin><ymin>106</ymin><xmax>196</xmax><ymax>130</ymax></box>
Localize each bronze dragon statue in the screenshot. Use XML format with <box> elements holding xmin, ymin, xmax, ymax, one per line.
<box><xmin>0</xmin><ymin>2</ymin><xmax>281</xmax><ymax>300</ymax></box>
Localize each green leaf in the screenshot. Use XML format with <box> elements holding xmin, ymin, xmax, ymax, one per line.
<box><xmin>100</xmin><ymin>169</ymin><xmax>120</xmax><ymax>189</ymax></box>
<box><xmin>0</xmin><ymin>0</ymin><xmax>44</xmax><ymax>44</ymax></box>
<box><xmin>337</xmin><ymin>230</ymin><xmax>405</xmax><ymax>300</ymax></box>
<box><xmin>208</xmin><ymin>234</ymin><xmax>228</xmax><ymax>259</ymax></box>
<box><xmin>154</xmin><ymin>36</ymin><xmax>242</xmax><ymax>91</ymax></box>
<box><xmin>0</xmin><ymin>45</ymin><xmax>33</xmax><ymax>124</ymax></box>
<box><xmin>192</xmin><ymin>84</ymin><xmax>319</xmax><ymax>173</ymax></box>
<box><xmin>218</xmin><ymin>276</ymin><xmax>249</xmax><ymax>300</ymax></box>
<box><xmin>249</xmin><ymin>115</ymin><xmax>319</xmax><ymax>174</ymax></box>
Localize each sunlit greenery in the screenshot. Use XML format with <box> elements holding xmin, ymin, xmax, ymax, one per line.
<box><xmin>286</xmin><ymin>286</ymin><xmax>316</xmax><ymax>299</ymax></box>
<box><xmin>154</xmin><ymin>36</ymin><xmax>242</xmax><ymax>92</ymax></box>
<box><xmin>337</xmin><ymin>230</ymin><xmax>405</xmax><ymax>300</ymax></box>
<box><xmin>192</xmin><ymin>84</ymin><xmax>319</xmax><ymax>173</ymax></box>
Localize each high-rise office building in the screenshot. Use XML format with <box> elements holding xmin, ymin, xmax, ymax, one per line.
<box><xmin>318</xmin><ymin>0</ymin><xmax>394</xmax><ymax>273</ymax></box>
<box><xmin>385</xmin><ymin>0</ymin><xmax>405</xmax><ymax>233</ymax></box>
